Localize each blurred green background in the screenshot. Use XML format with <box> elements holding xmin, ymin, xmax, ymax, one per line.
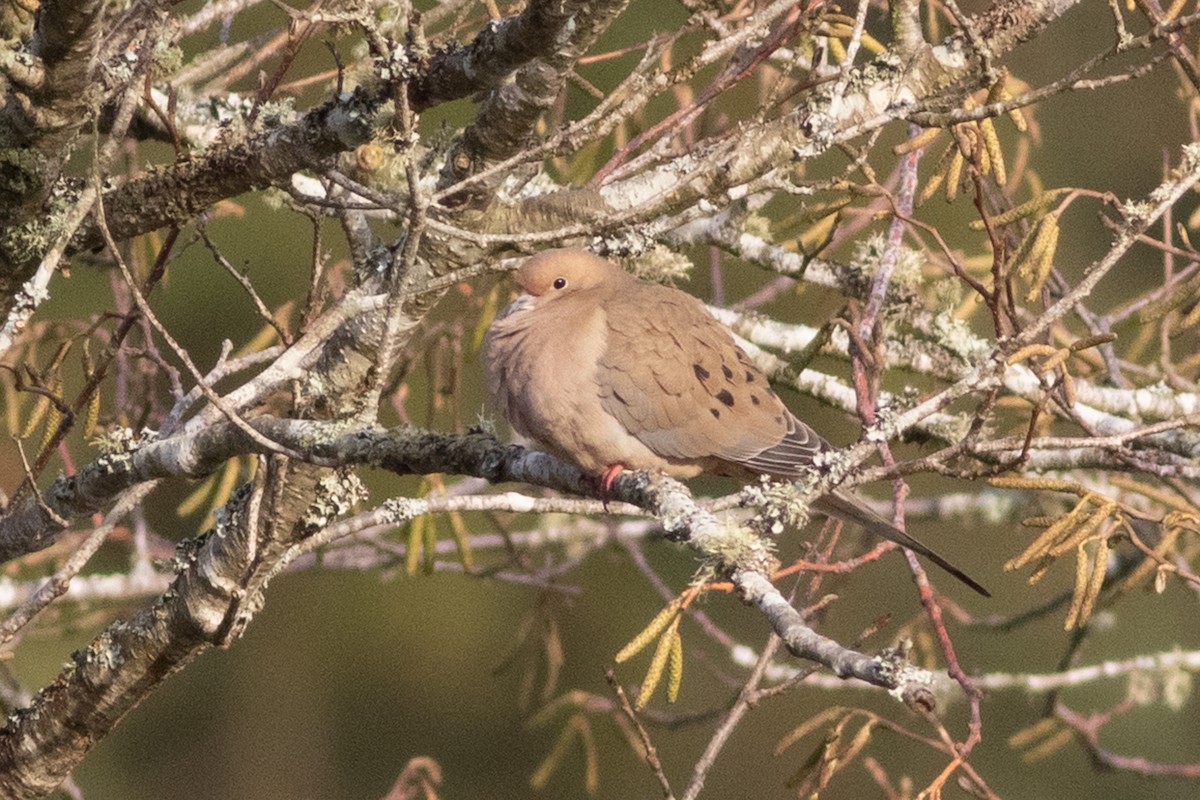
<box><xmin>7</xmin><ymin>1</ymin><xmax>1200</xmax><ymax>798</ymax></box>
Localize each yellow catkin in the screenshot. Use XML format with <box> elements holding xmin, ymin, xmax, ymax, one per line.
<box><xmin>1006</xmin><ymin>503</ymin><xmax>1090</xmax><ymax>571</ymax></box>
<box><xmin>1061</xmin><ymin>370</ymin><xmax>1077</xmax><ymax>407</ymax></box>
<box><xmin>986</xmin><ymin>75</ymin><xmax>1006</xmax><ymax>106</ymax></box>
<box><xmin>1005</xmin><ymin>90</ymin><xmax>1029</xmax><ymax>132</ymax></box>
<box><xmin>969</xmin><ymin>190</ymin><xmax>1055</xmax><ymax>230</ymax></box>
<box><xmin>1063</xmin><ymin>544</ymin><xmax>1091</xmax><ymax>628</ymax></box>
<box><xmin>1006</xmin><ymin>343</ymin><xmax>1060</xmax><ymax>365</ymax></box>
<box><xmin>1008</xmin><ymin>219</ymin><xmax>1053</xmax><ymax>293</ymax></box>
<box><xmin>1026</xmin><ymin>212</ymin><xmax>1061</xmax><ymax>270</ymax></box>
<box><xmin>918</xmin><ymin>141</ymin><xmax>956</xmax><ymax>204</ymax></box>
<box><xmin>635</xmin><ymin>619</ymin><xmax>678</xmax><ymax>710</ymax></box>
<box><xmin>1026</xmin><ymin>553</ymin><xmax>1058</xmax><ymax>585</ymax></box>
<box><xmin>821</xmin><ymin>12</ymin><xmax>856</xmax><ymax>26</ymax></box>
<box><xmin>178</xmin><ymin>472</ymin><xmax>218</xmax><ymax>517</ymax></box>
<box><xmin>1069</xmin><ymin>333</ymin><xmax>1117</xmax><ymax>352</ymax></box>
<box><xmin>975</xmin><ymin>125</ymin><xmax>992</xmax><ymax>176</ymax></box>
<box><xmin>945</xmin><ymin>147</ymin><xmax>964</xmax><ymax>202</ymax></box>
<box><xmin>579</xmin><ymin>717</ymin><xmax>599</xmax><ymax>794</ymax></box>
<box><xmin>839</xmin><ymin>719</ymin><xmax>877</xmax><ymax>765</ymax></box>
<box><xmin>1011</xmin><ymin>223</ymin><xmax>1043</xmax><ymax>282</ymax></box>
<box><xmin>406</xmin><ymin>514</ymin><xmax>427</xmax><ymax>576</ymax></box>
<box><xmin>1008</xmin><ymin>716</ymin><xmax>1060</xmax><ymax>748</ymax></box>
<box><xmin>176</xmin><ymin>453</ymin><xmax>242</xmax><ymax>527</ymax></box>
<box><xmin>774</xmin><ymin>707</ymin><xmax>848</xmax><ymax>755</ymax></box>
<box><xmin>1025</xmin><ymin>218</ymin><xmax>1061</xmax><ymax>301</ymax></box>
<box><xmin>80</xmin><ymin>349</ymin><xmax>99</xmax><ymax>438</ymax></box>
<box><xmin>36</xmin><ymin>371</ymin><xmax>64</xmax><ymax>456</ymax></box>
<box><xmin>666</xmin><ymin>629</ymin><xmax>684</xmax><ymax>703</ymax></box>
<box><xmin>858</xmin><ymin>32</ymin><xmax>887</xmax><ymax>55</ymax></box>
<box><xmin>471</xmin><ymin>284</ymin><xmax>502</xmax><ymax>351</ymax></box>
<box><xmin>894</xmin><ymin>127</ymin><xmax>942</xmax><ymax>155</ymax></box>
<box><xmin>529</xmin><ymin>718</ymin><xmax>579</xmax><ymax>790</ymax></box>
<box><xmin>1036</xmin><ymin>346</ymin><xmax>1070</xmax><ymax>374</ymax></box>
<box><xmin>422</xmin><ymin>516</ymin><xmax>437</xmax><ymax>575</ymax></box>
<box><xmin>615</xmin><ymin>598</ymin><xmax>682</xmax><ymax>663</ymax></box>
<box><xmin>20</xmin><ymin>392</ymin><xmax>49</xmax><ymax>439</ymax></box>
<box><xmin>1047</xmin><ymin>504</ymin><xmax>1114</xmax><ymax>557</ymax></box>
<box><xmin>827</xmin><ymin>36</ymin><xmax>846</xmax><ymax>64</ymax></box>
<box><xmin>1023</xmin><ymin>727</ymin><xmax>1076</xmax><ymax>762</ymax></box>
<box><xmin>816</xmin><ymin>723</ymin><xmax>845</xmax><ymax>789</ymax></box>
<box><xmin>798</xmin><ymin>211</ymin><xmax>840</xmax><ymax>255</ymax></box>
<box><xmin>84</xmin><ymin>388</ymin><xmax>101</xmax><ymax>438</ymax></box>
<box><xmin>980</xmin><ymin>117</ymin><xmax>1007</xmax><ymax>187</ymax></box>
<box><xmin>1008</xmin><ymin>105</ymin><xmax>1029</xmax><ymax>133</ymax></box>
<box><xmin>999</xmin><ymin>223</ymin><xmax>1038</xmax><ymax>279</ymax></box>
<box><xmin>1118</xmin><ymin>524</ymin><xmax>1181</xmax><ymax>593</ymax></box>
<box><xmin>990</xmin><ymin>73</ymin><xmax>1029</xmax><ymax>133</ymax></box>
<box><xmin>446</xmin><ymin>509</ymin><xmax>476</xmax><ymax>571</ymax></box>
<box><xmin>1073</xmin><ymin>535</ymin><xmax>1111</xmax><ymax>627</ymax></box>
<box><xmin>918</xmin><ymin>169</ymin><xmax>946</xmax><ymax>204</ymax></box>
<box><xmin>989</xmin><ymin>476</ymin><xmax>1083</xmax><ymax>493</ymax></box>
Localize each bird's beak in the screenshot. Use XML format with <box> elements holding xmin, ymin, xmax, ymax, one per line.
<box><xmin>495</xmin><ymin>293</ymin><xmax>534</xmax><ymax>320</ymax></box>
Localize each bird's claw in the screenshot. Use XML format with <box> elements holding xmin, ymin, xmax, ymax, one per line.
<box><xmin>597</xmin><ymin>464</ymin><xmax>626</xmax><ymax>510</ymax></box>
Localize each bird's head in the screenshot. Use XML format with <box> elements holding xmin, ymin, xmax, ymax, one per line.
<box><xmin>513</xmin><ymin>249</ymin><xmax>627</xmax><ymax>299</ymax></box>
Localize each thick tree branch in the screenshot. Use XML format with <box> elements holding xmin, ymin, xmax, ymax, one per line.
<box><xmin>409</xmin><ymin>0</ymin><xmax>582</xmax><ymax>108</ymax></box>
<box><xmin>438</xmin><ymin>0</ymin><xmax>629</xmax><ymax>190</ymax></box>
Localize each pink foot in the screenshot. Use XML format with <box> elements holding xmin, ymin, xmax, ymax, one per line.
<box><xmin>598</xmin><ymin>463</ymin><xmax>626</xmax><ymax>508</ymax></box>
<box><xmin>599</xmin><ymin>463</ymin><xmax>626</xmax><ymax>494</ymax></box>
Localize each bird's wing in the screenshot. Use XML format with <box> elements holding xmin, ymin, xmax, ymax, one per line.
<box><xmin>597</xmin><ymin>287</ymin><xmax>792</xmax><ymax>465</ymax></box>
<box><xmin>735</xmin><ymin>410</ymin><xmax>829</xmax><ymax>477</ymax></box>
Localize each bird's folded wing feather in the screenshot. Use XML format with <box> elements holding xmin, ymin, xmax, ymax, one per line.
<box><xmin>597</xmin><ymin>288</ymin><xmax>793</xmax><ymax>465</ymax></box>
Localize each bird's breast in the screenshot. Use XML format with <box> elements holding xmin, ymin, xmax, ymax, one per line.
<box><xmin>483</xmin><ymin>301</ymin><xmax>693</xmax><ymax>476</ymax></box>
<box><xmin>485</xmin><ymin>305</ymin><xmax>605</xmax><ymax>460</ymax></box>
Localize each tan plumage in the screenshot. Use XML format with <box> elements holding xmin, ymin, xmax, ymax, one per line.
<box><xmin>483</xmin><ymin>249</ymin><xmax>988</xmax><ymax>597</ymax></box>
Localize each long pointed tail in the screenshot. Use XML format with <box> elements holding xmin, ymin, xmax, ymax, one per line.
<box><xmin>813</xmin><ymin>490</ymin><xmax>991</xmax><ymax>597</ymax></box>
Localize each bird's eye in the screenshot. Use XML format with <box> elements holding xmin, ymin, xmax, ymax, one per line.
<box><xmin>552</xmin><ymin>277</ymin><xmax>567</xmax><ymax>290</ymax></box>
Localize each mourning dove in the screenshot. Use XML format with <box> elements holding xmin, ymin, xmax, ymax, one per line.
<box><xmin>483</xmin><ymin>249</ymin><xmax>988</xmax><ymax>597</ymax></box>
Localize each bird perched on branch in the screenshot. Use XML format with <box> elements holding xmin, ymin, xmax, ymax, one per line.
<box><xmin>483</xmin><ymin>248</ymin><xmax>988</xmax><ymax>597</ymax></box>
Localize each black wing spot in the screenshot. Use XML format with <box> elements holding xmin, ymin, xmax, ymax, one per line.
<box><xmin>710</xmin><ymin>408</ymin><xmax>721</xmax><ymax>419</ymax></box>
<box><xmin>745</xmin><ymin>371</ymin><xmax>755</xmax><ymax>382</ymax></box>
<box><xmin>716</xmin><ymin>389</ymin><xmax>735</xmax><ymax>407</ymax></box>
<box><xmin>750</xmin><ymin>394</ymin><xmax>761</xmax><ymax>406</ymax></box>
<box><xmin>721</xmin><ymin>365</ymin><xmax>734</xmax><ymax>380</ymax></box>
<box><xmin>693</xmin><ymin>364</ymin><xmax>711</xmax><ymax>382</ymax></box>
